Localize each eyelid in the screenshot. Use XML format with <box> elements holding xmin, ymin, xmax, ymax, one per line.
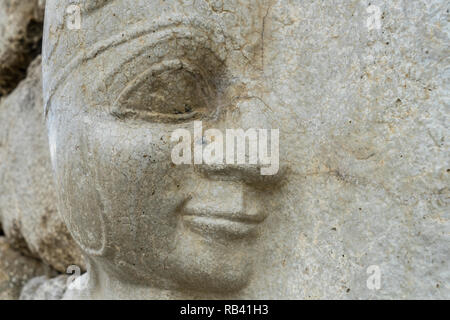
<box><xmin>113</xmin><ymin>59</ymin><xmax>182</xmax><ymax>106</ymax></box>
<box><xmin>111</xmin><ymin>59</ymin><xmax>211</xmax><ymax>122</ymax></box>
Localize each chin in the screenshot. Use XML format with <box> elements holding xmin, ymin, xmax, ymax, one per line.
<box><xmin>172</xmin><ymin>258</ymin><xmax>254</xmax><ymax>294</ymax></box>
<box><xmin>167</xmin><ymin>228</ymin><xmax>256</xmax><ymax>294</ymax></box>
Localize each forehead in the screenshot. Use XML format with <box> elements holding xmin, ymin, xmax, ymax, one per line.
<box><xmin>44</xmin><ymin>0</ymin><xmax>269</xmax><ymax>51</ymax></box>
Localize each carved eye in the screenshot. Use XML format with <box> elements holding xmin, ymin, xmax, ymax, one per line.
<box><xmin>112</xmin><ymin>59</ymin><xmax>215</xmax><ymax>122</ymax></box>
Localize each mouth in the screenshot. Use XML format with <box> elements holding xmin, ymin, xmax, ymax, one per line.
<box><xmin>181</xmin><ymin>208</ymin><xmax>267</xmax><ymax>240</ymax></box>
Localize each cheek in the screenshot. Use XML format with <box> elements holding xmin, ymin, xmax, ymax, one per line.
<box><xmin>55</xmin><ymin>117</ymin><xmax>192</xmax><ymax>257</ymax></box>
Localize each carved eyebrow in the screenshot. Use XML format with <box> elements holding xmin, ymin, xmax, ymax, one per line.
<box><xmin>44</xmin><ymin>18</ymin><xmax>222</xmax><ymax>117</ymax></box>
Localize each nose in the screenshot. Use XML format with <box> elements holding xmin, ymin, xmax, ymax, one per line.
<box><xmin>194</xmin><ymin>96</ymin><xmax>285</xmax><ymax>186</ymax></box>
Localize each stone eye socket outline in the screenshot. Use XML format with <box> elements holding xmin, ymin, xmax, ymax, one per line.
<box><xmin>111</xmin><ymin>59</ymin><xmax>218</xmax><ymax>123</ymax></box>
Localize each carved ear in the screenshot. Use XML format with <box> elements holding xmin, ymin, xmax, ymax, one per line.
<box><xmin>60</xmin><ymin>130</ymin><xmax>108</xmax><ymax>257</ymax></box>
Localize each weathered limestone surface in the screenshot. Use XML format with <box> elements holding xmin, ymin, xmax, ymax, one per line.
<box><xmin>39</xmin><ymin>0</ymin><xmax>448</xmax><ymax>300</ymax></box>
<box><xmin>19</xmin><ymin>275</ymin><xmax>68</xmax><ymax>300</ymax></box>
<box><xmin>0</xmin><ymin>56</ymin><xmax>85</xmax><ymax>273</ymax></box>
<box><xmin>0</xmin><ymin>0</ymin><xmax>45</xmax><ymax>97</ymax></box>
<box><xmin>0</xmin><ymin>237</ymin><xmax>54</xmax><ymax>300</ymax></box>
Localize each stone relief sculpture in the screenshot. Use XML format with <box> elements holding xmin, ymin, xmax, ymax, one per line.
<box><xmin>0</xmin><ymin>0</ymin><xmax>448</xmax><ymax>300</ymax></box>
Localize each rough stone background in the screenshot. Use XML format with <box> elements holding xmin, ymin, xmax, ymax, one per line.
<box><xmin>0</xmin><ymin>0</ymin><xmax>45</xmax><ymax>98</ymax></box>
<box><xmin>0</xmin><ymin>56</ymin><xmax>84</xmax><ymax>273</ymax></box>
<box><xmin>244</xmin><ymin>0</ymin><xmax>449</xmax><ymax>299</ymax></box>
<box><xmin>19</xmin><ymin>274</ymin><xmax>68</xmax><ymax>300</ymax></box>
<box><xmin>0</xmin><ymin>237</ymin><xmax>54</xmax><ymax>299</ymax></box>
<box><xmin>0</xmin><ymin>0</ymin><xmax>84</xmax><ymax>300</ymax></box>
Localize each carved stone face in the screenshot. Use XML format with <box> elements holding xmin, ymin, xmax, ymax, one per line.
<box><xmin>44</xmin><ymin>0</ymin><xmax>286</xmax><ymax>295</ymax></box>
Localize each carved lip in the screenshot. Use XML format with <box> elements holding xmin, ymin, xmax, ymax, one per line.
<box><xmin>180</xmin><ymin>194</ymin><xmax>268</xmax><ymax>239</ymax></box>
<box><xmin>182</xmin><ymin>215</ymin><xmax>263</xmax><ymax>239</ymax></box>
<box><xmin>181</xmin><ymin>208</ymin><xmax>267</xmax><ymax>239</ymax></box>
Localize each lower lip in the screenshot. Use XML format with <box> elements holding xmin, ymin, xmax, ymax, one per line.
<box><xmin>182</xmin><ymin>215</ymin><xmax>262</xmax><ymax>240</ymax></box>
